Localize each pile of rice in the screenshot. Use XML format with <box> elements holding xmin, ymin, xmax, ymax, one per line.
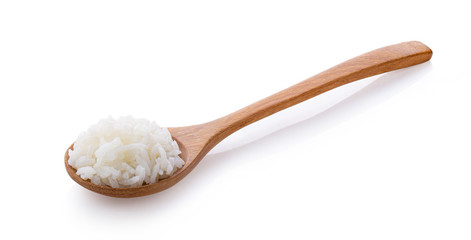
<box><xmin>67</xmin><ymin>116</ymin><xmax>184</xmax><ymax>188</ymax></box>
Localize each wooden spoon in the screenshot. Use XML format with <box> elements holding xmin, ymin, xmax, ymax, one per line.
<box><xmin>65</xmin><ymin>41</ymin><xmax>432</xmax><ymax>198</ymax></box>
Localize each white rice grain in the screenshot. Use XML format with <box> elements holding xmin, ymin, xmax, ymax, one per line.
<box><xmin>68</xmin><ymin>116</ymin><xmax>185</xmax><ymax>188</ymax></box>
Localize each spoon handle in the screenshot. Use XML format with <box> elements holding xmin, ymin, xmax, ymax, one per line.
<box><xmin>209</xmin><ymin>41</ymin><xmax>432</xmax><ymax>143</ymax></box>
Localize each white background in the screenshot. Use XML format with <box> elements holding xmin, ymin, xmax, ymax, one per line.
<box><xmin>1</xmin><ymin>1</ymin><xmax>470</xmax><ymax>239</ymax></box>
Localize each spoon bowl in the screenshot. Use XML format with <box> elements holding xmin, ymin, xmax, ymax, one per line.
<box><xmin>65</xmin><ymin>129</ymin><xmax>191</xmax><ymax>198</ymax></box>
<box><xmin>65</xmin><ymin>41</ymin><xmax>433</xmax><ymax>197</ymax></box>
<box><xmin>65</xmin><ymin>124</ymin><xmax>218</xmax><ymax>197</ymax></box>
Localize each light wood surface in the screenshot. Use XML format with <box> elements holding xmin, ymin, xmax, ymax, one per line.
<box><xmin>65</xmin><ymin>41</ymin><xmax>433</xmax><ymax>197</ymax></box>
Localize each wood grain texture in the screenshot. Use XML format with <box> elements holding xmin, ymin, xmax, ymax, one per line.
<box><xmin>65</xmin><ymin>41</ymin><xmax>432</xmax><ymax>197</ymax></box>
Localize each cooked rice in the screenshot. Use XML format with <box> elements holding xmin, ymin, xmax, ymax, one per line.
<box><xmin>67</xmin><ymin>116</ymin><xmax>184</xmax><ymax>188</ymax></box>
